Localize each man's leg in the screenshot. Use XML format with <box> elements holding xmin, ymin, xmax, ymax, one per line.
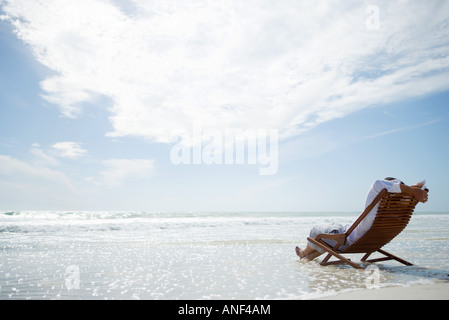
<box><xmin>297</xmin><ymin>223</ymin><xmax>343</xmax><ymax>261</ymax></box>
<box><xmin>295</xmin><ymin>245</ymin><xmax>323</xmax><ymax>261</ymax></box>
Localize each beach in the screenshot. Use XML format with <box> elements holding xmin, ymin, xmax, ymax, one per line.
<box><xmin>322</xmin><ymin>282</ymin><xmax>449</xmax><ymax>300</ymax></box>
<box><xmin>1</xmin><ymin>211</ymin><xmax>448</xmax><ymax>300</ymax></box>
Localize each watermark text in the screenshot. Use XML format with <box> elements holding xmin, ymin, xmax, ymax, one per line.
<box><xmin>170</xmin><ymin>125</ymin><xmax>279</xmax><ymax>176</ymax></box>
<box><xmin>366</xmin><ymin>5</ymin><xmax>380</xmax><ymax>30</ymax></box>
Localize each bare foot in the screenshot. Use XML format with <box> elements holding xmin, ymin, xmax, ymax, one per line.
<box><xmin>295</xmin><ymin>246</ymin><xmax>306</xmax><ymax>259</ymax></box>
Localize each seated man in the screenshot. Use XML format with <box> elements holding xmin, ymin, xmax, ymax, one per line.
<box><xmin>296</xmin><ymin>178</ymin><xmax>429</xmax><ymax>261</ymax></box>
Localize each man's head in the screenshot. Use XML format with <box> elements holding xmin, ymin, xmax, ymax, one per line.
<box><xmin>384</xmin><ymin>177</ymin><xmax>405</xmax><ymax>184</ymax></box>
<box><xmin>385</xmin><ymin>177</ymin><xmax>429</xmax><ymax>192</ymax></box>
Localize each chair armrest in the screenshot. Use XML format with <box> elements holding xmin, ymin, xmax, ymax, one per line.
<box><xmin>315</xmin><ymin>233</ymin><xmax>346</xmax><ymax>250</ymax></box>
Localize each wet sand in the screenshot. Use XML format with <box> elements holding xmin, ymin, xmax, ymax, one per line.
<box><xmin>321</xmin><ymin>281</ymin><xmax>449</xmax><ymax>300</ymax></box>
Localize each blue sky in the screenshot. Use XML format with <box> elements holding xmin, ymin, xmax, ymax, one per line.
<box><xmin>1</xmin><ymin>0</ymin><xmax>448</xmax><ymax>212</ymax></box>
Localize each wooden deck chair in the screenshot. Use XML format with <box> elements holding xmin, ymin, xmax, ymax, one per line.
<box><xmin>307</xmin><ymin>189</ymin><xmax>419</xmax><ymax>269</ymax></box>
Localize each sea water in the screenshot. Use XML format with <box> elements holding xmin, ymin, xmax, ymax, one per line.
<box><xmin>1</xmin><ymin>211</ymin><xmax>448</xmax><ymax>300</ymax></box>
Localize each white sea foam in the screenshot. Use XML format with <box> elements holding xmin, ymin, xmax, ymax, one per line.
<box><xmin>1</xmin><ymin>211</ymin><xmax>448</xmax><ymax>299</ymax></box>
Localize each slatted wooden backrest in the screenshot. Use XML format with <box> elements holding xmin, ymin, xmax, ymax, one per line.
<box><xmin>343</xmin><ymin>192</ymin><xmax>419</xmax><ymax>254</ymax></box>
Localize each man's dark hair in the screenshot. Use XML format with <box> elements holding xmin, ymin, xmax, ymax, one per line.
<box><xmin>385</xmin><ymin>177</ymin><xmax>429</xmax><ymax>192</ymax></box>
<box><xmin>384</xmin><ymin>177</ymin><xmax>405</xmax><ymax>184</ymax></box>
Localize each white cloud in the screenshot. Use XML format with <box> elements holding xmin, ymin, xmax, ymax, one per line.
<box><xmin>0</xmin><ymin>154</ymin><xmax>72</xmax><ymax>187</ymax></box>
<box><xmin>2</xmin><ymin>0</ymin><xmax>449</xmax><ymax>145</ymax></box>
<box><xmin>362</xmin><ymin>119</ymin><xmax>443</xmax><ymax>140</ymax></box>
<box><xmin>30</xmin><ymin>144</ymin><xmax>61</xmax><ymax>167</ymax></box>
<box><xmin>52</xmin><ymin>142</ymin><xmax>87</xmax><ymax>159</ymax></box>
<box><xmin>0</xmin><ymin>149</ymin><xmax>155</xmax><ymax>196</ymax></box>
<box><xmin>96</xmin><ymin>159</ymin><xmax>156</xmax><ymax>187</ymax></box>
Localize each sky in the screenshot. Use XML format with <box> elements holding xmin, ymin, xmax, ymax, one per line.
<box><xmin>0</xmin><ymin>0</ymin><xmax>448</xmax><ymax>212</ymax></box>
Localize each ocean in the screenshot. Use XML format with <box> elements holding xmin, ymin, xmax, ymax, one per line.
<box><xmin>1</xmin><ymin>211</ymin><xmax>448</xmax><ymax>300</ymax></box>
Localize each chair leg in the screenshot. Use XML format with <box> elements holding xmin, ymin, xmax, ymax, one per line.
<box><xmin>377</xmin><ymin>249</ymin><xmax>413</xmax><ymax>266</ymax></box>
<box><xmin>361</xmin><ymin>252</ymin><xmax>372</xmax><ymax>262</ymax></box>
<box><xmin>307</xmin><ymin>237</ymin><xmax>364</xmax><ymax>269</ymax></box>
<box><xmin>362</xmin><ymin>249</ymin><xmax>413</xmax><ymax>266</ymax></box>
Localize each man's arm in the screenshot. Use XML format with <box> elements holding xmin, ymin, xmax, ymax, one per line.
<box><xmin>399</xmin><ymin>183</ymin><xmax>429</xmax><ymax>203</ymax></box>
